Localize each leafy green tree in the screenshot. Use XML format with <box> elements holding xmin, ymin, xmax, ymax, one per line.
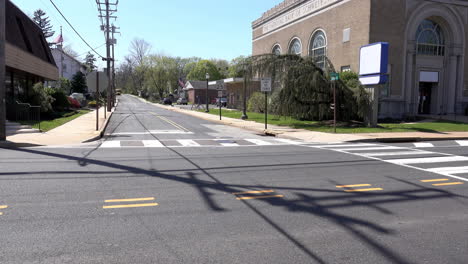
<box><xmin>70</xmin><ymin>72</ymin><xmax>88</xmax><ymax>94</ymax></box>
<box><xmin>228</xmin><ymin>56</ymin><xmax>248</xmax><ymax>78</ymax></box>
<box><xmin>210</xmin><ymin>59</ymin><xmax>229</xmax><ymax>79</ymax></box>
<box><xmin>84</xmin><ymin>52</ymin><xmax>97</xmax><ymax>73</ymax></box>
<box><xmin>30</xmin><ymin>83</ymin><xmax>55</xmax><ymax>113</ymax></box>
<box><xmin>187</xmin><ymin>60</ymin><xmax>223</xmax><ymax>81</ymax></box>
<box><xmin>32</xmin><ymin>9</ymin><xmax>55</xmax><ymax>39</ymax></box>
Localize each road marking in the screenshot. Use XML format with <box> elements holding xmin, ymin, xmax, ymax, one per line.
<box><xmin>359</xmin><ymin>151</ymin><xmax>433</xmax><ymax>157</ymax></box>
<box><xmin>344</xmin><ymin>188</ymin><xmax>383</xmax><ymax>192</ymax></box>
<box><xmin>245</xmin><ymin>139</ymin><xmax>273</xmax><ymax>146</ymax></box>
<box><xmin>236</xmin><ymin>195</ymin><xmax>284</xmax><ymax>200</ymax></box>
<box><xmin>274</xmin><ymin>139</ymin><xmax>303</xmax><ymax>145</ymax></box>
<box><xmin>316</xmin><ymin>143</ymin><xmax>376</xmax><ymax>148</ymax></box>
<box><xmin>101</xmin><ymin>141</ymin><xmax>121</xmax><ymax>148</ymax></box>
<box><xmin>456</xmin><ymin>140</ymin><xmax>468</xmax><ymax>146</ymax></box>
<box><xmin>0</xmin><ymin>212</ymin><xmax>3</xmax><ymax>216</ymax></box>
<box><xmin>336</xmin><ymin>146</ymin><xmax>403</xmax><ymax>151</ymax></box>
<box><xmin>336</xmin><ymin>184</ymin><xmax>371</xmax><ymax>188</ymax></box>
<box><xmin>105</xmin><ymin>197</ymin><xmax>155</xmax><ymax>203</ymax></box>
<box><xmin>0</xmin><ymin>205</ymin><xmax>8</xmax><ymax>209</ymax></box>
<box><xmin>421</xmin><ymin>179</ymin><xmax>449</xmax><ymax>183</ymax></box>
<box><xmin>232</xmin><ymin>190</ymin><xmax>275</xmax><ymax>195</ymax></box>
<box><xmin>432</xmin><ymin>182</ymin><xmax>464</xmax><ymax>186</ymax></box>
<box><xmin>150</xmin><ymin>113</ymin><xmax>190</xmax><ymax>132</ymax></box>
<box><xmin>426</xmin><ymin>166</ymin><xmax>468</xmax><ymax>175</ymax></box>
<box><xmin>178</xmin><ymin>140</ymin><xmax>201</xmax><ymax>147</ymax></box>
<box><xmin>103</xmin><ymin>203</ymin><xmax>159</xmax><ymax>209</ymax></box>
<box><xmin>388</xmin><ymin>156</ymin><xmax>468</xmax><ymax>165</ymax></box>
<box><xmin>414</xmin><ymin>143</ymin><xmax>434</xmax><ymax>148</ymax></box>
<box><xmin>107</xmin><ymin>131</ymin><xmax>193</xmax><ymax>135</ymax></box>
<box><xmin>142</xmin><ymin>140</ymin><xmax>165</xmax><ymax>148</ymax></box>
<box><xmin>219</xmin><ymin>142</ymin><xmax>240</xmax><ymax>147</ymax></box>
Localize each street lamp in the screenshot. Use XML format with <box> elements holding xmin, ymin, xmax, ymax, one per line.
<box><xmin>205</xmin><ymin>72</ymin><xmax>210</xmax><ymax>112</ymax></box>
<box><xmin>241</xmin><ymin>67</ymin><xmax>248</xmax><ymax>120</ymax></box>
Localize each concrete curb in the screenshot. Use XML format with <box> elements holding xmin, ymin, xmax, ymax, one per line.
<box><xmin>82</xmin><ymin>100</ymin><xmax>119</xmax><ymax>143</ymax></box>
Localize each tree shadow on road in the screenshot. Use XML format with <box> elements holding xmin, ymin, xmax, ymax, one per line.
<box><xmin>3</xmin><ymin>146</ymin><xmax>467</xmax><ymax>264</ymax></box>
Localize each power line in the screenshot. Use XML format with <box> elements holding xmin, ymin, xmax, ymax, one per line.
<box><xmin>48</xmin><ymin>0</ymin><xmax>104</xmax><ymax>58</ymax></box>
<box><xmin>77</xmin><ymin>43</ymin><xmax>106</xmax><ymax>57</ymax></box>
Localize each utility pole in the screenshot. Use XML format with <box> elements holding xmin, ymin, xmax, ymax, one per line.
<box><xmin>96</xmin><ymin>0</ymin><xmax>118</xmax><ymax>112</ymax></box>
<box><xmin>0</xmin><ymin>0</ymin><xmax>6</xmax><ymax>141</ymax></box>
<box><xmin>111</xmin><ymin>24</ymin><xmax>119</xmax><ymax>107</ymax></box>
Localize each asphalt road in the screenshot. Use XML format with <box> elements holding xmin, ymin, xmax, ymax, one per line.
<box><xmin>0</xmin><ymin>94</ymin><xmax>467</xmax><ymax>264</ymax></box>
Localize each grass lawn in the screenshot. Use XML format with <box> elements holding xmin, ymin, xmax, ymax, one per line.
<box><xmin>200</xmin><ymin>108</ymin><xmax>468</xmax><ymax>133</ymax></box>
<box><xmin>20</xmin><ymin>110</ymin><xmax>91</xmax><ymax>132</ymax></box>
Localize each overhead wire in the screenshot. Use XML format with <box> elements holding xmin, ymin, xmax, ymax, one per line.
<box><xmin>48</xmin><ymin>0</ymin><xmax>105</xmax><ymax>58</ymax></box>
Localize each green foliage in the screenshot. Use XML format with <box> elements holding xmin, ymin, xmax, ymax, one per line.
<box><xmin>71</xmin><ymin>72</ymin><xmax>88</xmax><ymax>94</ymax></box>
<box><xmin>30</xmin><ymin>83</ymin><xmax>55</xmax><ymax>113</ymax></box>
<box><xmin>84</xmin><ymin>52</ymin><xmax>97</xmax><ymax>73</ymax></box>
<box><xmin>54</xmin><ymin>77</ymin><xmax>71</xmax><ymax>94</ymax></box>
<box><xmin>51</xmin><ymin>88</ymin><xmax>70</xmax><ymax>111</ymax></box>
<box><xmin>32</xmin><ymin>9</ymin><xmax>54</xmax><ymax>39</ymax></box>
<box><xmin>187</xmin><ymin>60</ymin><xmax>223</xmax><ymax>81</ymax></box>
<box><xmin>228</xmin><ymin>56</ymin><xmax>248</xmax><ymax>78</ymax></box>
<box><xmin>248</xmin><ymin>92</ymin><xmax>266</xmax><ymax>113</ymax></box>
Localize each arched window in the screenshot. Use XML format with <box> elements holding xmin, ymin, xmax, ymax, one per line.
<box><xmin>288</xmin><ymin>38</ymin><xmax>302</xmax><ymax>55</ymax></box>
<box><xmin>272</xmin><ymin>44</ymin><xmax>281</xmax><ymax>55</ymax></box>
<box><xmin>309</xmin><ymin>30</ymin><xmax>327</xmax><ymax>68</ymax></box>
<box><xmin>416</xmin><ymin>19</ymin><xmax>445</xmax><ymax>56</ymax></box>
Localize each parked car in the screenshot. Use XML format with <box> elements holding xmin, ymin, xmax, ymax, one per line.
<box><xmin>70</xmin><ymin>93</ymin><xmax>86</xmax><ymax>105</ymax></box>
<box><xmin>216</xmin><ymin>98</ymin><xmax>228</xmax><ymax>107</ymax></box>
<box><xmin>116</xmin><ymin>89</ymin><xmax>122</xmax><ymax>95</ymax></box>
<box><xmin>177</xmin><ymin>98</ymin><xmax>188</xmax><ymax>105</ymax></box>
<box><xmin>162</xmin><ymin>98</ymin><xmax>172</xmax><ymax>105</ymax></box>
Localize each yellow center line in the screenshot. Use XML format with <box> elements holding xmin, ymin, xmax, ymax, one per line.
<box><xmin>150</xmin><ymin>113</ymin><xmax>189</xmax><ymax>132</ymax></box>
<box><xmin>0</xmin><ymin>205</ymin><xmax>8</xmax><ymax>209</ymax></box>
<box><xmin>236</xmin><ymin>195</ymin><xmax>284</xmax><ymax>200</ymax></box>
<box><xmin>421</xmin><ymin>179</ymin><xmax>449</xmax><ymax>183</ymax></box>
<box><xmin>103</xmin><ymin>203</ymin><xmax>159</xmax><ymax>209</ymax></box>
<box><xmin>0</xmin><ymin>212</ymin><xmax>3</xmax><ymax>216</ymax></box>
<box><xmin>336</xmin><ymin>184</ymin><xmax>372</xmax><ymax>188</ymax></box>
<box><xmin>344</xmin><ymin>188</ymin><xmax>383</xmax><ymax>192</ymax></box>
<box><xmin>232</xmin><ymin>190</ymin><xmax>275</xmax><ymax>195</ymax></box>
<box><xmin>432</xmin><ymin>182</ymin><xmax>464</xmax><ymax>186</ymax></box>
<box><xmin>105</xmin><ymin>197</ymin><xmax>155</xmax><ymax>203</ymax></box>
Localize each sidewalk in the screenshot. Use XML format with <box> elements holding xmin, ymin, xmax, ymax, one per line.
<box><xmin>4</xmin><ymin>107</ymin><xmax>114</xmax><ymax>146</ymax></box>
<box><xmin>133</xmin><ymin>96</ymin><xmax>468</xmax><ymax>143</ymax></box>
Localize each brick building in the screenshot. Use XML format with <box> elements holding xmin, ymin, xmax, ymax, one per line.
<box><xmin>253</xmin><ymin>0</ymin><xmax>468</xmax><ymax>118</ymax></box>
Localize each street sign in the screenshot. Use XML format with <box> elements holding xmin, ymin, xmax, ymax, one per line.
<box><xmin>358</xmin><ymin>42</ymin><xmax>389</xmax><ymax>85</ymax></box>
<box><xmin>216</xmin><ymin>80</ymin><xmax>224</xmax><ymax>90</ymax></box>
<box><xmin>330</xmin><ymin>72</ymin><xmax>339</xmax><ymax>81</ymax></box>
<box><xmin>218</xmin><ymin>91</ymin><xmax>223</xmax><ymax>97</ymax></box>
<box><xmin>261</xmin><ymin>77</ymin><xmax>272</xmax><ymax>92</ymax></box>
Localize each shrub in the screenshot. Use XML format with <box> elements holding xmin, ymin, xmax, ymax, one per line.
<box><xmin>30</xmin><ymin>82</ymin><xmax>55</xmax><ymax>113</ymax></box>
<box><xmin>67</xmin><ymin>97</ymin><xmax>81</xmax><ymax>108</ymax></box>
<box><xmin>247</xmin><ymin>92</ymin><xmax>266</xmax><ymax>113</ymax></box>
<box><xmin>51</xmin><ymin>88</ymin><xmax>71</xmax><ymax>111</ymax></box>
<box><xmin>88</xmin><ymin>100</ymin><xmax>98</xmax><ymax>108</ymax></box>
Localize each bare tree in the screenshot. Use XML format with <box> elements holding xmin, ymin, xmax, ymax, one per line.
<box><xmin>129</xmin><ymin>38</ymin><xmax>152</xmax><ymax>66</ymax></box>
<box><xmin>63</xmin><ymin>45</ymin><xmax>79</xmax><ymax>59</ymax></box>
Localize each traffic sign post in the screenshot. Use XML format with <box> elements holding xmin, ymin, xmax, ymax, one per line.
<box><xmin>261</xmin><ymin>78</ymin><xmax>272</xmax><ymax>130</ymax></box>
<box><xmin>330</xmin><ymin>73</ymin><xmax>339</xmax><ymax>133</ymax></box>
<box><xmin>217</xmin><ymin>81</ymin><xmax>224</xmax><ymax>121</ymax></box>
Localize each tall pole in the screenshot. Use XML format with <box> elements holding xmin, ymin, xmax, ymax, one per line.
<box><xmin>333</xmin><ymin>80</ymin><xmax>337</xmax><ymax>133</ymax></box>
<box><xmin>111</xmin><ymin>24</ymin><xmax>115</xmax><ymax>107</ymax></box>
<box><xmin>205</xmin><ymin>74</ymin><xmax>209</xmax><ymax>113</ymax></box>
<box><xmin>96</xmin><ymin>71</ymin><xmax>99</xmax><ymax>131</ymax></box>
<box><xmin>105</xmin><ymin>0</ymin><xmax>112</xmax><ymax>112</ymax></box>
<box><xmin>241</xmin><ymin>68</ymin><xmax>248</xmax><ymax>120</ymax></box>
<box><xmin>0</xmin><ymin>0</ymin><xmax>6</xmax><ymax>141</ymax></box>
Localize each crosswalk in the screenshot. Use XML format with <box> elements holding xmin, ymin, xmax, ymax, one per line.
<box><xmin>308</xmin><ymin>143</ymin><xmax>468</xmax><ymax>183</ymax></box>
<box><xmin>405</xmin><ymin>140</ymin><xmax>468</xmax><ymax>148</ymax></box>
<box><xmin>99</xmin><ymin>138</ymin><xmax>305</xmax><ymax>149</ymax></box>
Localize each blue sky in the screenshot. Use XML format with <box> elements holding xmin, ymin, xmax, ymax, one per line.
<box><xmin>11</xmin><ymin>0</ymin><xmax>283</xmax><ymax>68</ymax></box>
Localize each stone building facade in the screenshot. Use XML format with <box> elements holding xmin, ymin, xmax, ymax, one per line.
<box><xmin>252</xmin><ymin>0</ymin><xmax>468</xmax><ymax>118</ymax></box>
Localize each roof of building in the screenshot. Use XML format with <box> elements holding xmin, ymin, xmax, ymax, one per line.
<box><xmin>252</xmin><ymin>0</ymin><xmax>308</xmax><ymax>27</ymax></box>
<box><xmin>51</xmin><ymin>48</ymin><xmax>86</xmax><ymax>68</ymax></box>
<box><xmin>6</xmin><ymin>0</ymin><xmax>57</xmax><ymax>67</ymax></box>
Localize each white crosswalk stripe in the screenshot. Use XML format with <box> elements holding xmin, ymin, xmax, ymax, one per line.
<box><xmin>387</xmin><ymin>156</ymin><xmax>468</xmax><ymax>165</ymax></box>
<box><xmin>334</xmin><ymin>146</ymin><xmax>402</xmax><ymax>152</ymax></box>
<box><xmin>427</xmin><ymin>166</ymin><xmax>468</xmax><ymax>175</ymax></box>
<box><xmin>101</xmin><ymin>141</ymin><xmax>121</xmax><ymax>148</ymax></box>
<box><xmin>414</xmin><ymin>143</ymin><xmax>434</xmax><ymax>148</ymax></box>
<box><xmin>245</xmin><ymin>139</ymin><xmax>273</xmax><ymax>146</ymax></box>
<box><xmin>359</xmin><ymin>151</ymin><xmax>433</xmax><ymax>157</ymax></box>
<box><xmin>456</xmin><ymin>140</ymin><xmax>468</xmax><ymax>146</ymax></box>
<box><xmin>177</xmin><ymin>140</ymin><xmax>201</xmax><ymax>147</ymax></box>
<box><xmin>142</xmin><ymin>140</ymin><xmax>164</xmax><ymax>148</ymax></box>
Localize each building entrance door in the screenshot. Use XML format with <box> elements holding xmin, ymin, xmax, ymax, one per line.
<box><xmin>418</xmin><ymin>82</ymin><xmax>433</xmax><ymax>114</ymax></box>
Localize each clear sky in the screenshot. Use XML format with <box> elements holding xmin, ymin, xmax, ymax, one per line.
<box><xmin>10</xmin><ymin>0</ymin><xmax>283</xmax><ymax>68</ymax></box>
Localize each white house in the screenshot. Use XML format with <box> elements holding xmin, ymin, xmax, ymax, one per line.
<box><xmin>51</xmin><ymin>46</ymin><xmax>86</xmax><ymax>80</ymax></box>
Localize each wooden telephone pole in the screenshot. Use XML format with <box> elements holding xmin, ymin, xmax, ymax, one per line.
<box><xmin>0</xmin><ymin>0</ymin><xmax>6</xmax><ymax>140</ymax></box>
<box><xmin>96</xmin><ymin>0</ymin><xmax>118</xmax><ymax>112</ymax></box>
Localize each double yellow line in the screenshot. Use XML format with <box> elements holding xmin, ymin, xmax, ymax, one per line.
<box><xmin>0</xmin><ymin>205</ymin><xmax>8</xmax><ymax>215</ymax></box>
<box><xmin>336</xmin><ymin>184</ymin><xmax>383</xmax><ymax>192</ymax></box>
<box><xmin>150</xmin><ymin>112</ymin><xmax>189</xmax><ymax>132</ymax></box>
<box><xmin>421</xmin><ymin>179</ymin><xmax>464</xmax><ymax>186</ymax></box>
<box><xmin>103</xmin><ymin>197</ymin><xmax>158</xmax><ymax>209</ymax></box>
<box><xmin>233</xmin><ymin>190</ymin><xmax>284</xmax><ymax>200</ymax></box>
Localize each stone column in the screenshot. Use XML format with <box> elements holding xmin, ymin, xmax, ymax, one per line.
<box><xmin>447</xmin><ymin>55</ymin><xmax>458</xmax><ymax>115</ymax></box>
<box><xmin>404</xmin><ymin>48</ymin><xmax>416</xmax><ymax>115</ymax></box>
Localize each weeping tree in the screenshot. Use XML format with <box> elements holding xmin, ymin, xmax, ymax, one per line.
<box><xmin>242</xmin><ymin>54</ymin><xmax>370</xmax><ymax>122</ymax></box>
